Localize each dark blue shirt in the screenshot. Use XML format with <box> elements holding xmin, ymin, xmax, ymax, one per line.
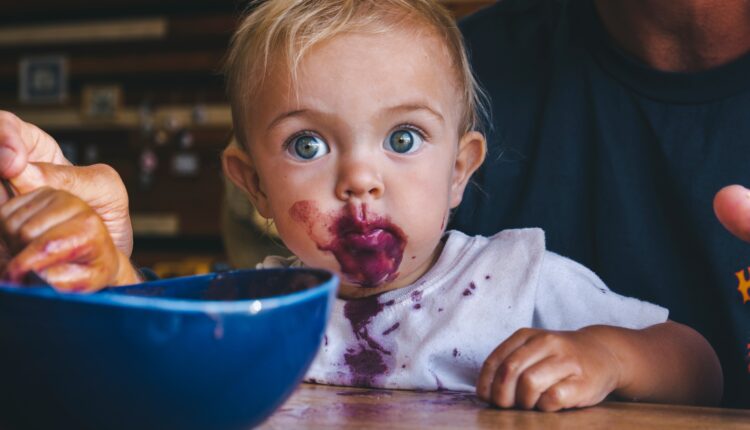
<box><xmin>453</xmin><ymin>0</ymin><xmax>750</xmax><ymax>407</ymax></box>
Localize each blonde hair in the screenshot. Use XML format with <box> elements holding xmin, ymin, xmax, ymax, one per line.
<box><xmin>223</xmin><ymin>0</ymin><xmax>488</xmax><ymax>148</ymax></box>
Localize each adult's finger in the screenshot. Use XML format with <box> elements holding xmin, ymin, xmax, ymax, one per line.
<box><xmin>39</xmin><ymin>263</ymin><xmax>106</xmax><ymax>293</ymax></box>
<box><xmin>714</xmin><ymin>184</ymin><xmax>750</xmax><ymax>243</ymax></box>
<box><xmin>9</xmin><ymin>162</ymin><xmax>132</xmax><ymax>256</ymax></box>
<box><xmin>0</xmin><ymin>111</ymin><xmax>69</xmax><ymax>180</ymax></box>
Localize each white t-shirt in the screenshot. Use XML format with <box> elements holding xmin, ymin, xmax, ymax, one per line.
<box><xmin>258</xmin><ymin>229</ymin><xmax>668</xmax><ymax>391</ymax></box>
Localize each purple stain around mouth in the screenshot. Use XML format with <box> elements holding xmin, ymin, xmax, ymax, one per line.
<box><xmin>289</xmin><ymin>200</ymin><xmax>407</xmax><ymax>288</ymax></box>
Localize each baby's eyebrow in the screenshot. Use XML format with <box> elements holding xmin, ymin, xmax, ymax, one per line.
<box><xmin>267</xmin><ymin>109</ymin><xmax>309</xmax><ymax>131</ymax></box>
<box><xmin>385</xmin><ymin>103</ymin><xmax>444</xmax><ymax>123</ymax></box>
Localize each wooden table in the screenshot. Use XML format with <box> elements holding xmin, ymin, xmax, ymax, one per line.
<box><xmin>260</xmin><ymin>384</ymin><xmax>750</xmax><ymax>429</ymax></box>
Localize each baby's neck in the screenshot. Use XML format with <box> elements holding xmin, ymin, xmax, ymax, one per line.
<box><xmin>337</xmin><ymin>237</ymin><xmax>447</xmax><ymax>300</ymax></box>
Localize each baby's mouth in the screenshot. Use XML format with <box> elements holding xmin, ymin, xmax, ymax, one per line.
<box><xmin>342</xmin><ymin>228</ymin><xmax>394</xmax><ymax>251</ymax></box>
<box><xmin>325</xmin><ymin>206</ymin><xmax>407</xmax><ymax>288</ymax></box>
<box><xmin>288</xmin><ymin>200</ymin><xmax>408</xmax><ymax>288</ymax></box>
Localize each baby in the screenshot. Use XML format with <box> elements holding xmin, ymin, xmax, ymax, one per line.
<box><xmin>0</xmin><ymin>0</ymin><xmax>722</xmax><ymax>411</ymax></box>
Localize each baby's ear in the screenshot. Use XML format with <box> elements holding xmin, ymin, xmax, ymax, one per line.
<box><xmin>222</xmin><ymin>144</ymin><xmax>273</xmax><ymax>218</ymax></box>
<box><xmin>450</xmin><ymin>131</ymin><xmax>486</xmax><ymax>208</ymax></box>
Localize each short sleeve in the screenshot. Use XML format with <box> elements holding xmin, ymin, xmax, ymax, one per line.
<box><xmin>256</xmin><ymin>255</ymin><xmax>303</xmax><ymax>270</ymax></box>
<box><xmin>533</xmin><ymin>252</ymin><xmax>669</xmax><ymax>330</ymax></box>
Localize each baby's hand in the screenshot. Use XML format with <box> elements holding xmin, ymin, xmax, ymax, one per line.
<box><xmin>476</xmin><ymin>328</ymin><xmax>622</xmax><ymax>411</ymax></box>
<box><xmin>0</xmin><ymin>187</ymin><xmax>140</xmax><ymax>292</ymax></box>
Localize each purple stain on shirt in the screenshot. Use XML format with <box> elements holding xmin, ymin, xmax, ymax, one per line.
<box><xmin>382</xmin><ymin>322</ymin><xmax>400</xmax><ymax>336</ymax></box>
<box><xmin>469</xmin><ymin>282</ymin><xmax>476</xmax><ymax>290</ymax></box>
<box><xmin>485</xmin><ymin>274</ymin><xmax>491</xmax><ymax>280</ymax></box>
<box><xmin>342</xmin><ymin>296</ymin><xmax>396</xmax><ymax>387</ymax></box>
<box><xmin>438</xmin><ymin>308</ymin><xmax>443</xmax><ymax>312</ymax></box>
<box><xmin>462</xmin><ymin>288</ymin><xmax>472</xmax><ymax>297</ymax></box>
<box><xmin>411</xmin><ymin>290</ymin><xmax>422</xmax><ymax>302</ymax></box>
<box><xmin>344</xmin><ymin>348</ymin><xmax>388</xmax><ymax>386</ymax></box>
<box><xmin>453</xmin><ymin>348</ymin><xmax>459</xmax><ymax>358</ymax></box>
<box><xmin>430</xmin><ymin>370</ymin><xmax>445</xmax><ymax>391</ymax></box>
<box><xmin>413</xmin><ymin>303</ymin><xmax>421</xmax><ymax>310</ymax></box>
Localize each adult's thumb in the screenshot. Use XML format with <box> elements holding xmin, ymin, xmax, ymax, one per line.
<box><xmin>714</xmin><ymin>184</ymin><xmax>750</xmax><ymax>243</ymax></box>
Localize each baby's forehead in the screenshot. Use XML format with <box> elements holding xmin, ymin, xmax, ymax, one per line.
<box><xmin>262</xmin><ymin>28</ymin><xmax>460</xmax><ymax>97</ymax></box>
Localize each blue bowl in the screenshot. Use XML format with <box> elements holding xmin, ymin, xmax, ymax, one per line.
<box><xmin>0</xmin><ymin>268</ymin><xmax>337</xmax><ymax>430</ymax></box>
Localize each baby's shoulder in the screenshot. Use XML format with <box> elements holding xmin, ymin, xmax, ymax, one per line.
<box><xmin>446</xmin><ymin>228</ymin><xmax>546</xmax><ymax>264</ymax></box>
<box><xmin>256</xmin><ymin>255</ymin><xmax>303</xmax><ymax>269</ymax></box>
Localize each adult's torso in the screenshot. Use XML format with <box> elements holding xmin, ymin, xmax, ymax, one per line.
<box><xmin>452</xmin><ymin>0</ymin><xmax>750</xmax><ymax>407</ymax></box>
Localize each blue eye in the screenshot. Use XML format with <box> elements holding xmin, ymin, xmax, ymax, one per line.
<box><xmin>385</xmin><ymin>128</ymin><xmax>424</xmax><ymax>154</ymax></box>
<box><xmin>287</xmin><ymin>134</ymin><xmax>329</xmax><ymax>160</ymax></box>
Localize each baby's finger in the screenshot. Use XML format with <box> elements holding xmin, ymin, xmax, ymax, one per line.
<box><xmin>477</xmin><ymin>328</ymin><xmax>537</xmax><ymax>401</ymax></box>
<box><xmin>489</xmin><ymin>336</ymin><xmax>555</xmax><ymax>408</ymax></box>
<box><xmin>514</xmin><ymin>356</ymin><xmax>580</xmax><ymax>410</ymax></box>
<box><xmin>5</xmin><ymin>215</ymin><xmax>95</xmax><ymax>282</ymax></box>
<box><xmin>536</xmin><ymin>378</ymin><xmax>596</xmax><ymax>412</ymax></box>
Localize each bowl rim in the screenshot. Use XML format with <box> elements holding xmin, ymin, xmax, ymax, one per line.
<box><xmin>0</xmin><ymin>268</ymin><xmax>338</xmax><ymax>314</ymax></box>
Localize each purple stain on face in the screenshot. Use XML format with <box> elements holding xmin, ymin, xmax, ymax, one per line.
<box><xmin>290</xmin><ymin>201</ymin><xmax>408</xmax><ymax>288</ymax></box>
<box><xmin>324</xmin><ymin>334</ymin><xmax>329</xmax><ymax>346</ymax></box>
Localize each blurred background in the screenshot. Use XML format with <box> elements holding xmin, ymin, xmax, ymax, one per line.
<box><xmin>0</xmin><ymin>0</ymin><xmax>495</xmax><ymax>277</ymax></box>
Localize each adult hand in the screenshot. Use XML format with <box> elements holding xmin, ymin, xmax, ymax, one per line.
<box><xmin>0</xmin><ymin>187</ymin><xmax>140</xmax><ymax>291</ymax></box>
<box><xmin>0</xmin><ymin>111</ymin><xmax>132</xmax><ymax>256</ymax></box>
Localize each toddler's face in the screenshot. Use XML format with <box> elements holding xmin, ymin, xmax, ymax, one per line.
<box><xmin>225</xmin><ymin>25</ymin><xmax>484</xmax><ymax>298</ymax></box>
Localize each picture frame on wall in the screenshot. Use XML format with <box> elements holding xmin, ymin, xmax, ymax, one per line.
<box><xmin>82</xmin><ymin>84</ymin><xmax>123</xmax><ymax>119</ymax></box>
<box><xmin>18</xmin><ymin>55</ymin><xmax>68</xmax><ymax>104</ymax></box>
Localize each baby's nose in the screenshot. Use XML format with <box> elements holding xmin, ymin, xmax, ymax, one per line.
<box><xmin>335</xmin><ymin>160</ymin><xmax>384</xmax><ymax>201</ymax></box>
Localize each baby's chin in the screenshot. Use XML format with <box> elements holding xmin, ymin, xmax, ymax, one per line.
<box><xmin>336</xmin><ymin>278</ymin><xmax>402</xmax><ymax>299</ymax></box>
